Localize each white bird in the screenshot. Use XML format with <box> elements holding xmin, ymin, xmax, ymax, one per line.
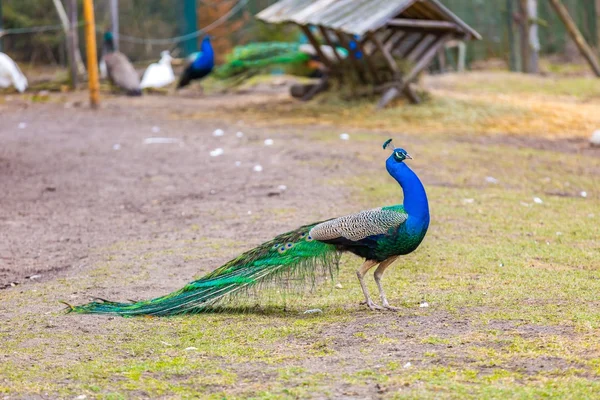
<box><xmin>0</xmin><ymin>52</ymin><xmax>28</xmax><ymax>93</ymax></box>
<box><xmin>140</xmin><ymin>51</ymin><xmax>175</xmax><ymax>89</ymax></box>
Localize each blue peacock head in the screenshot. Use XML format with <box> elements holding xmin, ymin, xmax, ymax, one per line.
<box><xmin>201</xmin><ymin>36</ymin><xmax>212</xmax><ymax>48</ymax></box>
<box><xmin>103</xmin><ymin>31</ymin><xmax>115</xmax><ymax>52</ymax></box>
<box><xmin>383</xmin><ymin>139</ymin><xmax>412</xmax><ymax>163</ymax></box>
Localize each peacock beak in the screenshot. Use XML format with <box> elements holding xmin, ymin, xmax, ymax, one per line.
<box><xmin>405</xmin><ymin>154</ymin><xmax>413</xmax><ymax>159</ymax></box>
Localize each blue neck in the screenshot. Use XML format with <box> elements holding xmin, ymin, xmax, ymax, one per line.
<box><xmin>386</xmin><ymin>159</ymin><xmax>429</xmax><ymax>219</ymax></box>
<box><xmin>193</xmin><ymin>40</ymin><xmax>214</xmax><ymax>70</ymax></box>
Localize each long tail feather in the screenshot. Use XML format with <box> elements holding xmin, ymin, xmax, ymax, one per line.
<box><xmin>70</xmin><ymin>223</ymin><xmax>339</xmax><ymax>316</ymax></box>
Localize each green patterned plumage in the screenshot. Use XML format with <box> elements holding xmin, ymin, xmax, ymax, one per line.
<box><xmin>69</xmin><ymin>223</ymin><xmax>340</xmax><ymax>316</ymax></box>
<box><xmin>213</xmin><ymin>42</ymin><xmax>311</xmax><ymax>80</ymax></box>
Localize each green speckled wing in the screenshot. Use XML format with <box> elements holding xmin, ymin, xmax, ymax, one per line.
<box><xmin>309</xmin><ymin>206</ymin><xmax>407</xmax><ymax>242</ymax></box>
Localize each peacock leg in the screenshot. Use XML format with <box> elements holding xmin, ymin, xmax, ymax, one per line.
<box><xmin>356</xmin><ymin>260</ymin><xmax>383</xmax><ymax>310</ymax></box>
<box><xmin>374</xmin><ymin>256</ymin><xmax>399</xmax><ymax>311</ymax></box>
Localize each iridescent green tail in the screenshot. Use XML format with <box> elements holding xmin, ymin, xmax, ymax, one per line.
<box><xmin>213</xmin><ymin>42</ymin><xmax>311</xmax><ymax>79</ymax></box>
<box><xmin>69</xmin><ymin>223</ymin><xmax>339</xmax><ymax>316</ymax></box>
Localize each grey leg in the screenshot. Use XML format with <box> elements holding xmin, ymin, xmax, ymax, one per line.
<box><xmin>356</xmin><ymin>260</ymin><xmax>382</xmax><ymax>311</ymax></box>
<box><xmin>373</xmin><ymin>256</ymin><xmax>399</xmax><ymax>311</ymax></box>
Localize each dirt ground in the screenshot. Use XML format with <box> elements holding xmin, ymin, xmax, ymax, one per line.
<box><xmin>1</xmin><ymin>75</ymin><xmax>599</xmax><ymax>398</ymax></box>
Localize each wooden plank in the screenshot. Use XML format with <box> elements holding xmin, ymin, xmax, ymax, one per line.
<box><xmin>299</xmin><ymin>24</ymin><xmax>334</xmax><ymax>71</ymax></box>
<box><xmin>387</xmin><ymin>19</ymin><xmax>458</xmax><ymax>30</ymax></box>
<box><xmin>317</xmin><ymin>25</ymin><xmax>345</xmax><ymax>66</ymax></box>
<box><xmin>397</xmin><ymin>33</ymin><xmax>428</xmax><ymax>59</ymax></box>
<box><xmin>369</xmin><ymin>32</ymin><xmax>400</xmax><ymax>79</ymax></box>
<box><xmin>403</xmin><ymin>34</ymin><xmax>452</xmax><ymax>83</ymax></box>
<box><xmin>403</xmin><ymin>83</ymin><xmax>421</xmax><ymax>104</ymax></box>
<box><xmin>385</xmin><ymin>31</ymin><xmax>406</xmax><ymax>53</ymax></box>
<box><xmin>376</xmin><ymin>86</ymin><xmax>400</xmax><ymax>109</ymax></box>
<box><xmin>406</xmin><ymin>35</ymin><xmax>434</xmax><ymax>63</ymax></box>
<box><xmin>549</xmin><ymin>0</ymin><xmax>600</xmax><ymax>77</ymax></box>
<box><xmin>367</xmin><ymin>30</ymin><xmax>400</xmax><ymax>56</ymax></box>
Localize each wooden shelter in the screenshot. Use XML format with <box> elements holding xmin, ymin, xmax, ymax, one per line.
<box><xmin>257</xmin><ymin>0</ymin><xmax>481</xmax><ymax>107</ymax></box>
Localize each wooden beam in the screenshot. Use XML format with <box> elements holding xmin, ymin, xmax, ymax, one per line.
<box><xmin>298</xmin><ymin>25</ymin><xmax>333</xmax><ymax>71</ymax></box>
<box><xmin>387</xmin><ymin>19</ymin><xmax>459</xmax><ymax>31</ymax></box>
<box><xmin>406</xmin><ymin>35</ymin><xmax>434</xmax><ymax>63</ymax></box>
<box><xmin>370</xmin><ymin>32</ymin><xmax>400</xmax><ymax>79</ymax></box>
<box><xmin>317</xmin><ymin>26</ymin><xmax>344</xmax><ymax>66</ymax></box>
<box><xmin>366</xmin><ymin>30</ymin><xmax>397</xmax><ymax>56</ymax></box>
<box><xmin>397</xmin><ymin>33</ymin><xmax>428</xmax><ymax>59</ymax></box>
<box><xmin>549</xmin><ymin>0</ymin><xmax>600</xmax><ymax>77</ymax></box>
<box><xmin>404</xmin><ymin>34</ymin><xmax>451</xmax><ymax>83</ymax></box>
<box><xmin>385</xmin><ymin>32</ymin><xmax>405</xmax><ymax>53</ymax></box>
<box><xmin>597</xmin><ymin>0</ymin><xmax>600</xmax><ymax>51</ymax></box>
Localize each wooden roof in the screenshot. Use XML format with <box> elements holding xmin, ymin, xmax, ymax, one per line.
<box><xmin>257</xmin><ymin>0</ymin><xmax>481</xmax><ymax>39</ymax></box>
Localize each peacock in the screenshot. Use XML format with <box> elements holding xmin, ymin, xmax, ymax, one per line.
<box><xmin>0</xmin><ymin>52</ymin><xmax>28</xmax><ymax>93</ymax></box>
<box><xmin>213</xmin><ymin>42</ymin><xmax>348</xmax><ymax>81</ymax></box>
<box><xmin>177</xmin><ymin>36</ymin><xmax>214</xmax><ymax>89</ymax></box>
<box><xmin>140</xmin><ymin>50</ymin><xmax>175</xmax><ymax>89</ymax></box>
<box><xmin>102</xmin><ymin>32</ymin><xmax>142</xmax><ymax>96</ymax></box>
<box><xmin>68</xmin><ymin>140</ymin><xmax>429</xmax><ymax>316</ymax></box>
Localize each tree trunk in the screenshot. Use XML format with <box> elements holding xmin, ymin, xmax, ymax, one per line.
<box><xmin>549</xmin><ymin>0</ymin><xmax>600</xmax><ymax>77</ymax></box>
<box><xmin>66</xmin><ymin>0</ymin><xmax>79</xmax><ymax>88</ymax></box>
<box><xmin>596</xmin><ymin>0</ymin><xmax>600</xmax><ymax>51</ymax></box>
<box><xmin>518</xmin><ymin>0</ymin><xmax>530</xmax><ymax>72</ymax></box>
<box><xmin>110</xmin><ymin>0</ymin><xmax>119</xmax><ymax>52</ymax></box>
<box><xmin>526</xmin><ymin>0</ymin><xmax>539</xmax><ymax>73</ymax></box>
<box><xmin>0</xmin><ymin>0</ymin><xmax>4</xmax><ymax>53</ymax></box>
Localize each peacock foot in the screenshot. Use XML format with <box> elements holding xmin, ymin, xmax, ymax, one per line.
<box><xmin>381</xmin><ymin>299</ymin><xmax>400</xmax><ymax>312</ymax></box>
<box><xmin>364</xmin><ymin>299</ymin><xmax>384</xmax><ymax>311</ymax></box>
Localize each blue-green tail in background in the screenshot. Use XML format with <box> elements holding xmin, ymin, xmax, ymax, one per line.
<box><xmin>68</xmin><ymin>223</ymin><xmax>339</xmax><ymax>316</ymax></box>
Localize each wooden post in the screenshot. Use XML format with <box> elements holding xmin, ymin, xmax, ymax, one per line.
<box><xmin>300</xmin><ymin>25</ymin><xmax>333</xmax><ymax>70</ymax></box>
<box><xmin>66</xmin><ymin>0</ymin><xmax>78</xmax><ymax>89</ymax></box>
<box><xmin>507</xmin><ymin>0</ymin><xmax>519</xmax><ymax>71</ymax></box>
<box><xmin>0</xmin><ymin>0</ymin><xmax>4</xmax><ymax>52</ymax></box>
<box><xmin>182</xmin><ymin>0</ymin><xmax>198</xmax><ymax>56</ymax></box>
<box><xmin>526</xmin><ymin>0</ymin><xmax>539</xmax><ymax>73</ymax></box>
<box><xmin>317</xmin><ymin>26</ymin><xmax>344</xmax><ymax>66</ymax></box>
<box><xmin>110</xmin><ymin>0</ymin><xmax>119</xmax><ymax>51</ymax></box>
<box><xmin>596</xmin><ymin>0</ymin><xmax>600</xmax><ymax>51</ymax></box>
<box><xmin>518</xmin><ymin>0</ymin><xmax>531</xmax><ymax>72</ymax></box>
<box><xmin>83</xmin><ymin>0</ymin><xmax>100</xmax><ymax>108</ymax></box>
<box><xmin>370</xmin><ymin>32</ymin><xmax>400</xmax><ymax>79</ymax></box>
<box><xmin>549</xmin><ymin>0</ymin><xmax>600</xmax><ymax>77</ymax></box>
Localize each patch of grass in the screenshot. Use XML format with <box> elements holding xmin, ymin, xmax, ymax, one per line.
<box><xmin>2</xmin><ymin>72</ymin><xmax>600</xmax><ymax>397</ymax></box>
<box><xmin>179</xmin><ymin>71</ymin><xmax>600</xmax><ymax>139</ymax></box>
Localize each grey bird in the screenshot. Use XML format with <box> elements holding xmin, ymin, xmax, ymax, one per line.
<box><xmin>102</xmin><ymin>31</ymin><xmax>141</xmax><ymax>96</ymax></box>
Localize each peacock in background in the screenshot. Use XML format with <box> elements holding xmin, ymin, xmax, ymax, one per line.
<box><xmin>177</xmin><ymin>36</ymin><xmax>214</xmax><ymax>89</ymax></box>
<box><xmin>68</xmin><ymin>140</ymin><xmax>429</xmax><ymax>316</ymax></box>
<box><xmin>102</xmin><ymin>32</ymin><xmax>142</xmax><ymax>96</ymax></box>
<box><xmin>213</xmin><ymin>41</ymin><xmax>348</xmax><ymax>81</ymax></box>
